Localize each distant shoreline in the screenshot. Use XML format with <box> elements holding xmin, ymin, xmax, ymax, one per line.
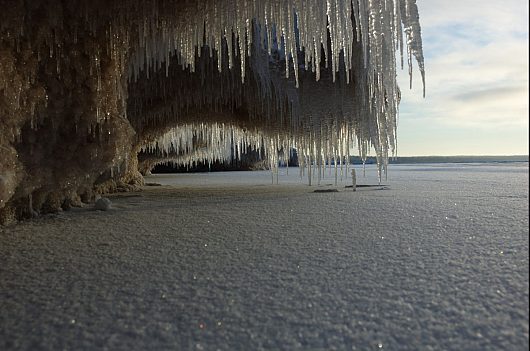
<box><xmin>351</xmin><ymin>155</ymin><xmax>529</xmax><ymax>165</ymax></box>
<box><xmin>153</xmin><ymin>155</ymin><xmax>529</xmax><ymax>174</ymax></box>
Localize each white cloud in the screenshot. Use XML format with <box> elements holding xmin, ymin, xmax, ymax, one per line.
<box><xmin>418</xmin><ymin>0</ymin><xmax>528</xmax><ymax>36</ymax></box>
<box><xmin>398</xmin><ymin>0</ymin><xmax>529</xmax><ymax>131</ymax></box>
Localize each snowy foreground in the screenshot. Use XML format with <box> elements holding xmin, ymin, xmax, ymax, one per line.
<box><xmin>1</xmin><ymin>163</ymin><xmax>528</xmax><ymax>350</ymax></box>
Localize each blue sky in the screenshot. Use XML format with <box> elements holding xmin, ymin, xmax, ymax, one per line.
<box><xmin>396</xmin><ymin>0</ymin><xmax>529</xmax><ymax>156</ymax></box>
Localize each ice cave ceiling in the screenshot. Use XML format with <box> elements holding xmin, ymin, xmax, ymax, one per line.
<box><xmin>0</xmin><ymin>0</ymin><xmax>424</xmax><ymax>223</ymax></box>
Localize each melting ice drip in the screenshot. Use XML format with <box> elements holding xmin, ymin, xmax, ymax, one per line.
<box><xmin>132</xmin><ymin>0</ymin><xmax>425</xmax><ymax>182</ymax></box>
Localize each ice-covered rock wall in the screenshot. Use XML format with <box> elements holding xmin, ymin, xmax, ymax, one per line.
<box><xmin>0</xmin><ymin>1</ymin><xmax>136</xmax><ymax>223</ymax></box>
<box><xmin>0</xmin><ymin>0</ymin><xmax>424</xmax><ymax>224</ymax></box>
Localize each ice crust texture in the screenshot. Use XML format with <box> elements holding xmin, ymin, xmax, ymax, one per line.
<box><xmin>0</xmin><ymin>164</ymin><xmax>528</xmax><ymax>350</ymax></box>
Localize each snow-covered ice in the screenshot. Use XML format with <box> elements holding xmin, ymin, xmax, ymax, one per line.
<box><xmin>0</xmin><ymin>163</ymin><xmax>528</xmax><ymax>350</ymax></box>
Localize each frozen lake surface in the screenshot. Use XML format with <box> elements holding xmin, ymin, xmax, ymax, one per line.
<box><xmin>1</xmin><ymin>163</ymin><xmax>528</xmax><ymax>350</ymax></box>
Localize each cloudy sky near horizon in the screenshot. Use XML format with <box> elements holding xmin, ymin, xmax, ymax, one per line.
<box><xmin>395</xmin><ymin>0</ymin><xmax>528</xmax><ymax>156</ymax></box>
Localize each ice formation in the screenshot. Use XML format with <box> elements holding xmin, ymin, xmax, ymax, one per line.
<box><xmin>132</xmin><ymin>0</ymin><xmax>425</xmax><ymax>181</ymax></box>
<box><xmin>0</xmin><ymin>0</ymin><xmax>424</xmax><ymax>222</ymax></box>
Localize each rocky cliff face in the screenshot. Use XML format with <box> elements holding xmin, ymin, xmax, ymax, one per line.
<box><xmin>0</xmin><ymin>0</ymin><xmax>424</xmax><ymax>224</ymax></box>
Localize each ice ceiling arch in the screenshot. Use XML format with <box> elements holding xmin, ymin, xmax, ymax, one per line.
<box><xmin>0</xmin><ymin>0</ymin><xmax>424</xmax><ymax>223</ymax></box>
<box><xmin>128</xmin><ymin>0</ymin><xmax>425</xmax><ymax>176</ymax></box>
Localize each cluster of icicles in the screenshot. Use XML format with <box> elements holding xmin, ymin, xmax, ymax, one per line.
<box><xmin>126</xmin><ymin>0</ymin><xmax>424</xmax><ymax>89</ymax></box>
<box><xmin>130</xmin><ymin>0</ymin><xmax>425</xmax><ymax>182</ymax></box>
<box><xmin>143</xmin><ymin>122</ymin><xmax>385</xmax><ymax>185</ymax></box>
